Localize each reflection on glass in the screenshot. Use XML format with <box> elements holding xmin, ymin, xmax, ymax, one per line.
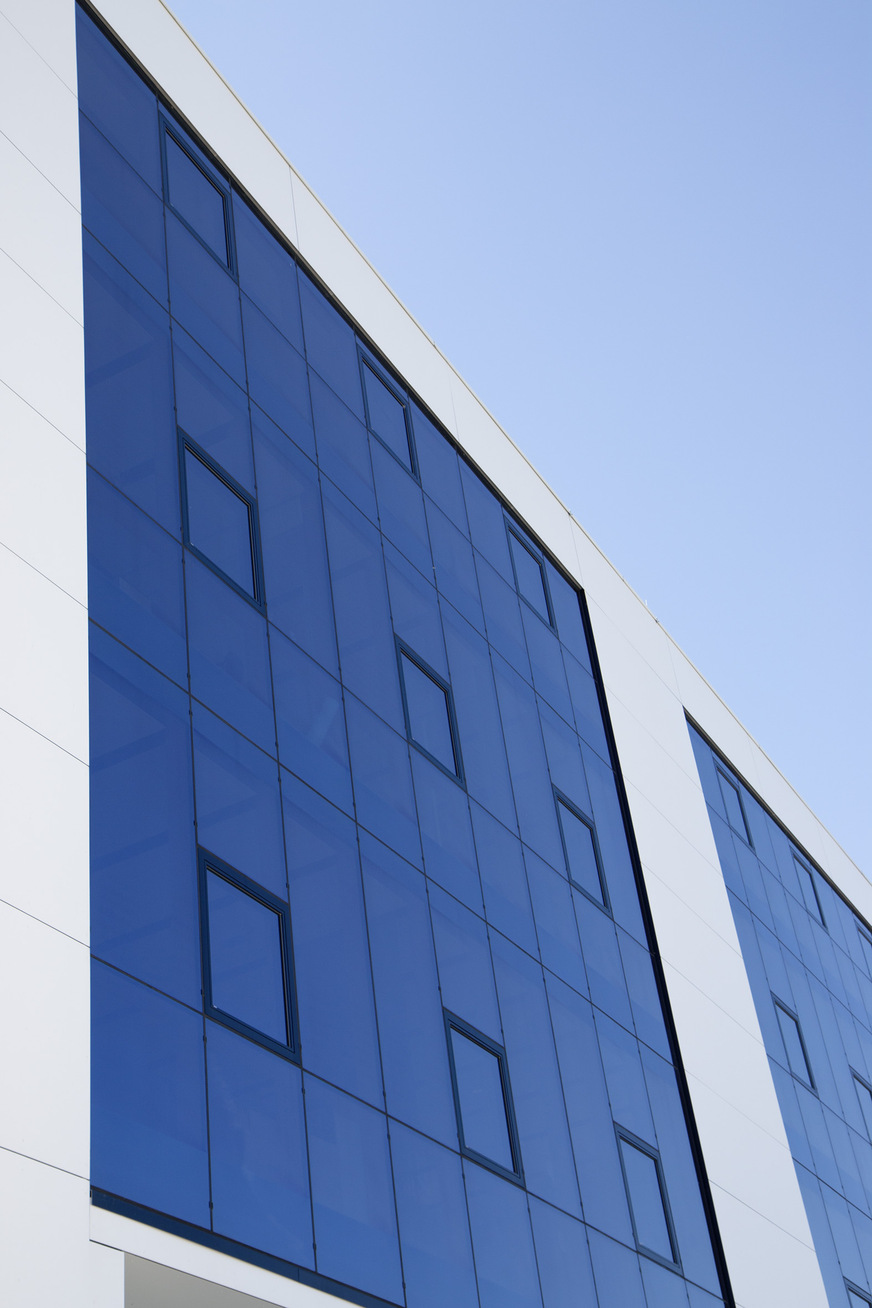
<box><xmin>618</xmin><ymin>1135</ymin><xmax>675</xmax><ymax>1263</ymax></box>
<box><xmin>401</xmin><ymin>652</ymin><xmax>458</xmax><ymax>776</ymax></box>
<box><xmin>363</xmin><ymin>361</ymin><xmax>413</xmax><ymax>469</ymax></box>
<box><xmin>206</xmin><ymin>871</ymin><xmax>287</xmax><ymax>1044</ymax></box>
<box><xmin>449</xmin><ymin>1026</ymin><xmax>514</xmax><ymax>1173</ymax></box>
<box><xmin>165</xmin><ymin>133</ymin><xmax>229</xmax><ymax>264</ymax></box>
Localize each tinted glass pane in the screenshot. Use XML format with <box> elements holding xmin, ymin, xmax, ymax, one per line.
<box><xmin>849</xmin><ymin>1292</ymin><xmax>872</xmax><ymax>1308</ymax></box>
<box><xmin>858</xmin><ymin>929</ymin><xmax>872</xmax><ymax>976</ymax></box>
<box><xmin>449</xmin><ymin>1027</ymin><xmax>514</xmax><ymax>1171</ymax></box>
<box><xmin>854</xmin><ymin>1077</ymin><xmax>872</xmax><ymax>1138</ymax></box>
<box><xmin>795</xmin><ymin>855</ymin><xmax>824</xmax><ymax>924</ymax></box>
<box><xmin>206</xmin><ymin>872</ymin><xmax>287</xmax><ymax>1044</ymax></box>
<box><xmin>402</xmin><ymin>653</ymin><xmax>457</xmax><ymax>774</ymax></box>
<box><xmin>717</xmin><ymin>770</ymin><xmax>750</xmax><ymax>843</ymax></box>
<box><xmin>165</xmin><ymin>134</ymin><xmax>228</xmax><ymax>263</ymax></box>
<box><xmin>557</xmin><ymin>796</ymin><xmax>605</xmax><ymax>903</ymax></box>
<box><xmin>363</xmin><ymin>361</ymin><xmax>412</xmax><ymax>468</ymax></box>
<box><xmin>620</xmin><ymin>1137</ymin><xmax>674</xmax><ymax>1261</ymax></box>
<box><xmin>509</xmin><ymin>530</ymin><xmax>550</xmax><ymax>622</ymax></box>
<box><xmin>775</xmin><ymin>1002</ymin><xmax>813</xmax><ymax>1086</ymax></box>
<box><xmin>184</xmin><ymin>448</ymin><xmax>255</xmax><ymax>596</ymax></box>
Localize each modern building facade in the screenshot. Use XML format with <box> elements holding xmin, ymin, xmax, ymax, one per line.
<box><xmin>0</xmin><ymin>3</ymin><xmax>869</xmax><ymax>1308</ymax></box>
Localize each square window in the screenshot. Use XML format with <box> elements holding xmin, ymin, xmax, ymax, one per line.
<box><xmin>198</xmin><ymin>849</ymin><xmax>296</xmax><ymax>1058</ymax></box>
<box><xmin>616</xmin><ymin>1128</ymin><xmax>679</xmax><ymax>1268</ymax></box>
<box><xmin>853</xmin><ymin>1072</ymin><xmax>872</xmax><ymax>1139</ymax></box>
<box><xmin>361</xmin><ymin>356</ymin><xmax>416</xmax><ymax>473</ymax></box>
<box><xmin>793</xmin><ymin>852</ymin><xmax>825</xmax><ymax>926</ymax></box>
<box><xmin>397</xmin><ymin>642</ymin><xmax>462</xmax><ymax>780</ymax></box>
<box><xmin>554</xmin><ymin>789</ymin><xmax>608</xmax><ymax>908</ymax></box>
<box><xmin>507</xmin><ymin>523</ymin><xmax>554</xmax><ymax>627</ymax></box>
<box><xmin>163</xmin><ymin>124</ymin><xmax>231</xmax><ymax>267</ymax></box>
<box><xmin>773</xmin><ymin>997</ymin><xmax>814</xmax><ymax>1089</ymax></box>
<box><xmin>716</xmin><ymin>767</ymin><xmax>753</xmax><ymax>846</ymax></box>
<box><xmin>445</xmin><ymin>1013</ymin><xmax>521</xmax><ymax>1181</ymax></box>
<box><xmin>180</xmin><ymin>436</ymin><xmax>263</xmax><ymax>605</ymax></box>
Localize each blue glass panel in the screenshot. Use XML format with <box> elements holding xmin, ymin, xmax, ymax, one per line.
<box><xmin>494</xmin><ymin>659</ymin><xmax>565</xmax><ymax>869</ymax></box>
<box><xmin>298</xmin><ymin>272</ymin><xmax>365</xmax><ymax>418</ymax></box>
<box><xmin>477</xmin><ymin>554</ymin><xmax>532</xmax><ymax>679</ymax></box>
<box><xmin>587</xmin><ymin>1228</ymin><xmax>648</xmax><ymax>1308</ymax></box>
<box><xmin>582</xmin><ymin>744</ymin><xmax>647</xmax><ymax>941</ymax></box>
<box><xmin>306</xmin><ymin>1078</ymin><xmax>403</xmax><ymax>1302</ymax></box>
<box><xmin>385</xmin><ymin>545</ymin><xmax>447</xmax><ymax>676</ymax></box>
<box><xmin>596</xmin><ymin>1014</ymin><xmax>654</xmax><ymax>1146</ymax></box>
<box><xmin>717</xmin><ymin>768</ymin><xmax>751</xmax><ymax>844</ymax></box>
<box><xmin>163</xmin><ymin>129</ymin><xmax>228</xmax><ymax>263</ymax></box>
<box><xmin>166</xmin><ymin>214</ymin><xmax>244</xmax><ymax>384</ymax></box>
<box><xmin>556</xmin><ymin>796</ymin><xmax>604</xmax><ymax>904</ymax></box>
<box><xmin>428</xmin><ymin>502</ymin><xmax>485</xmax><ymax>631</ymax></box>
<box><xmin>575</xmin><ymin>889</ymin><xmax>634</xmax><ymax>1029</ymax></box>
<box><xmin>91</xmin><ymin>962</ymin><xmax>209</xmax><ymax>1224</ymax></box>
<box><xmin>429</xmin><ymin>884</ymin><xmax>501</xmax><ymax>1040</ymax></box>
<box><xmin>529</xmin><ymin>1198</ymin><xmax>598</xmax><ymax>1308</ymax></box>
<box><xmin>346</xmin><ymin>695</ymin><xmax>422</xmax><ymax>867</ymax></box>
<box><xmin>232</xmin><ymin>193</ymin><xmax>304</xmax><ymax>350</ymax></box>
<box><xmin>523</xmin><ymin>609</ymin><xmax>573</xmax><ymax>723</ymax></box>
<box><xmin>492</xmin><ymin>934</ymin><xmax>582</xmax><ymax>1215</ymax></box>
<box><xmin>360</xmin><ymin>837</ymin><xmax>456</xmax><ymax>1144</ymax></box>
<box><xmin>185</xmin><ymin>557</ymin><xmax>275</xmax><ymax>752</ymax></box>
<box><xmin>564</xmin><ymin>652</ymin><xmax>610</xmax><ymax>758</ymax></box>
<box><xmin>322</xmin><ymin>485</ymin><xmax>403</xmax><ymax>728</ymax></box>
<box><xmin>401</xmin><ymin>651</ymin><xmax>458</xmax><ymax>775</ymax></box>
<box><xmin>283</xmin><ymin>775</ymin><xmax>383</xmax><ymax>1105</ymax></box>
<box><xmin>251</xmin><ymin>412</ymin><xmax>337</xmax><ymax>674</ymax></box>
<box><xmin>83</xmin><ymin>236</ymin><xmax>178</xmax><ymax>532</ymax></box>
<box><xmin>450</xmin><ymin>1026</ymin><xmax>515</xmax><ymax>1171</ymax></box>
<box><xmin>540</xmin><ymin>713</ymin><xmax>590</xmax><ymax>819</ymax></box>
<box><xmin>87</xmin><ymin>471</ymin><xmax>186</xmax><ymax>686</ymax></box>
<box><xmin>775</xmin><ymin>1000</ymin><xmax>814</xmax><ymax>1086</ymax></box>
<box><xmin>206</xmin><ymin>870</ymin><xmax>287</xmax><ymax>1044</ymax></box>
<box><xmin>460</xmin><ymin>460</ymin><xmax>513</xmax><ymax>580</ymax></box>
<box><xmin>413</xmin><ymin>754</ymin><xmax>481</xmax><ymax>909</ymax></box>
<box><xmin>206</xmin><ymin>1023</ymin><xmax>312</xmax><ymax>1264</ymax></box>
<box><xmin>371</xmin><ymin>441</ymin><xmax>432</xmax><ymax>575</ymax></box>
<box><xmin>90</xmin><ymin>630</ymin><xmax>200</xmax><ymax>1005</ymax></box>
<box><xmin>310</xmin><ymin>375</ymin><xmax>377</xmax><ymax>519</ymax></box>
<box><xmin>855</xmin><ymin>1075</ymin><xmax>872</xmax><ymax>1138</ymax></box>
<box><xmin>242</xmin><ymin>296</ymin><xmax>314</xmax><ymax>454</ymax></box>
<box><xmin>795</xmin><ymin>853</ymin><xmax>825</xmax><ymax>924</ymax></box>
<box><xmin>362</xmin><ymin>359</ymin><xmax>413</xmax><ymax>469</ymax></box>
<box><xmin>391</xmin><ymin>1125</ymin><xmax>479</xmax><ymax>1308</ymax></box>
<box><xmin>76</xmin><ymin>10</ymin><xmax>161</xmax><ymax>190</ymax></box>
<box><xmin>641</xmin><ymin>1259</ymin><xmax>690</xmax><ymax>1308</ymax></box>
<box><xmin>509</xmin><ymin>528</ymin><xmax>552</xmax><ymax>624</ymax></box>
<box><xmin>271</xmin><ymin>632</ymin><xmax>352</xmax><ymax>814</ymax></box>
<box><xmin>464</xmin><ymin>1164</ymin><xmax>543</xmax><ymax>1308</ymax></box>
<box><xmin>183</xmin><ymin>447</ymin><xmax>256</xmax><ymax>597</ymax></box>
<box><xmin>619</xmin><ymin>1136</ymin><xmax>675</xmax><ymax>1262</ymax></box>
<box><xmin>80</xmin><ymin>116</ymin><xmax>167</xmax><ymax>304</ymax></box>
<box><xmin>524</xmin><ymin>850</ymin><xmax>587</xmax><ymax>996</ymax></box>
<box><xmin>544</xmin><ymin>562</ymin><xmax>592</xmax><ymax>670</ymax></box>
<box><xmin>619</xmin><ymin>931</ymin><xmax>671</xmax><ymax>1058</ymax></box>
<box><xmin>192</xmin><ymin>705</ymin><xmax>286</xmax><ymax>896</ymax></box>
<box><xmin>412</xmin><ymin>403</ymin><xmax>469</xmax><ymax>531</ymax></box>
<box><xmin>173</xmin><ymin>327</ymin><xmax>254</xmax><ymax>489</ymax></box>
<box><xmin>472</xmin><ymin>802</ymin><xmax>539</xmax><ymax>957</ymax></box>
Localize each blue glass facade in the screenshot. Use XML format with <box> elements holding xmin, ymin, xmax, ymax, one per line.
<box><xmin>690</xmin><ymin>725</ymin><xmax>872</xmax><ymax>1308</ymax></box>
<box><xmin>80</xmin><ymin>7</ymin><xmax>730</xmax><ymax>1305</ymax></box>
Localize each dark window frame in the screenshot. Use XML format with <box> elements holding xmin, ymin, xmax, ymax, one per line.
<box><xmin>178</xmin><ymin>430</ymin><xmax>265</xmax><ymax>610</ymax></box>
<box><xmin>615</xmin><ymin>1125</ymin><xmax>681</xmax><ymax>1271</ymax></box>
<box><xmin>505</xmin><ymin>519</ymin><xmax>556</xmax><ymax>629</ymax></box>
<box><xmin>846</xmin><ymin>1282</ymin><xmax>872</xmax><ymax>1308</ymax></box>
<box><xmin>773</xmin><ymin>996</ymin><xmax>815</xmax><ymax>1091</ymax></box>
<box><xmin>358</xmin><ymin>347</ymin><xmax>418</xmax><ymax>477</ymax></box>
<box><xmin>715</xmin><ymin>765</ymin><xmax>753</xmax><ymax>847</ymax></box>
<box><xmin>553</xmin><ymin>786</ymin><xmax>610</xmax><ymax>910</ymax></box>
<box><xmin>851</xmin><ymin>1069</ymin><xmax>872</xmax><ymax>1139</ymax></box>
<box><xmin>857</xmin><ymin>926</ymin><xmax>872</xmax><ymax>977</ymax></box>
<box><xmin>396</xmin><ymin>638</ymin><xmax>464</xmax><ymax>784</ymax></box>
<box><xmin>160</xmin><ymin>114</ymin><xmax>236</xmax><ymax>273</ymax></box>
<box><xmin>792</xmin><ymin>850</ymin><xmax>826</xmax><ymax>927</ymax></box>
<box><xmin>197</xmin><ymin>847</ymin><xmax>299</xmax><ymax>1061</ymax></box>
<box><xmin>444</xmin><ymin>1010</ymin><xmax>523</xmax><ymax>1185</ymax></box>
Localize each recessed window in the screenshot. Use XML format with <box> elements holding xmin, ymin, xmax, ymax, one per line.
<box><xmin>397</xmin><ymin>642</ymin><xmax>462</xmax><ymax>780</ymax></box>
<box><xmin>853</xmin><ymin>1072</ymin><xmax>872</xmax><ymax>1139</ymax></box>
<box><xmin>716</xmin><ymin>767</ymin><xmax>752</xmax><ymax>846</ymax></box>
<box><xmin>847</xmin><ymin>1284</ymin><xmax>872</xmax><ymax>1308</ymax></box>
<box><xmin>198</xmin><ymin>849</ymin><xmax>296</xmax><ymax>1058</ymax></box>
<box><xmin>361</xmin><ymin>356</ymin><xmax>416</xmax><ymax>472</ymax></box>
<box><xmin>858</xmin><ymin>927</ymin><xmax>872</xmax><ymax>976</ymax></box>
<box><xmin>445</xmin><ymin>1013</ymin><xmax>522</xmax><ymax>1182</ymax></box>
<box><xmin>616</xmin><ymin>1128</ymin><xmax>679</xmax><ymax>1267</ymax></box>
<box><xmin>793</xmin><ymin>852</ymin><xmax>825</xmax><ymax>926</ymax></box>
<box><xmin>555</xmin><ymin>789</ymin><xmax>608</xmax><ymax>908</ymax></box>
<box><xmin>773</xmin><ymin>997</ymin><xmax>814</xmax><ymax>1089</ymax></box>
<box><xmin>180</xmin><ymin>436</ymin><xmax>262</xmax><ymax>605</ymax></box>
<box><xmin>507</xmin><ymin>524</ymin><xmax>554</xmax><ymax>626</ymax></box>
<box><xmin>163</xmin><ymin>125</ymin><xmax>231</xmax><ymax>267</ymax></box>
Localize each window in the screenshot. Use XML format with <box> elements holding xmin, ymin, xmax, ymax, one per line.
<box><xmin>444</xmin><ymin>1013</ymin><xmax>522</xmax><ymax>1182</ymax></box>
<box><xmin>773</xmin><ymin>997</ymin><xmax>814</xmax><ymax>1089</ymax></box>
<box><xmin>397</xmin><ymin>641</ymin><xmax>463</xmax><ymax>781</ymax></box>
<box><xmin>616</xmin><ymin>1128</ymin><xmax>679</xmax><ymax>1267</ymax></box>
<box><xmin>506</xmin><ymin>523</ymin><xmax>554</xmax><ymax>627</ymax></box>
<box><xmin>198</xmin><ymin>849</ymin><xmax>297</xmax><ymax>1058</ymax></box>
<box><xmin>554</xmin><ymin>789</ymin><xmax>608</xmax><ymax>908</ymax></box>
<box><xmin>793</xmin><ymin>851</ymin><xmax>825</xmax><ymax>926</ymax></box>
<box><xmin>847</xmin><ymin>1284</ymin><xmax>872</xmax><ymax>1308</ymax></box>
<box><xmin>858</xmin><ymin>927</ymin><xmax>872</xmax><ymax>977</ymax></box>
<box><xmin>853</xmin><ymin>1072</ymin><xmax>872</xmax><ymax>1138</ymax></box>
<box><xmin>180</xmin><ymin>434</ymin><xmax>263</xmax><ymax>605</ymax></box>
<box><xmin>360</xmin><ymin>354</ymin><xmax>416</xmax><ymax>473</ymax></box>
<box><xmin>162</xmin><ymin>122</ymin><xmax>232</xmax><ymax>267</ymax></box>
<box><xmin>716</xmin><ymin>767</ymin><xmax>752</xmax><ymax>845</ymax></box>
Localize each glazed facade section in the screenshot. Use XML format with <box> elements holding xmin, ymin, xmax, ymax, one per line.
<box><xmin>80</xmin><ymin>7</ymin><xmax>728</xmax><ymax>1305</ymax></box>
<box><xmin>690</xmin><ymin>726</ymin><xmax>872</xmax><ymax>1308</ymax></box>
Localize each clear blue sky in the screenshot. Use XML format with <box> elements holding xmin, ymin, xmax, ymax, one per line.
<box><xmin>166</xmin><ymin>0</ymin><xmax>871</xmax><ymax>867</ymax></box>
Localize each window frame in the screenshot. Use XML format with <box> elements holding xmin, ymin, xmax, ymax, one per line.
<box><xmin>197</xmin><ymin>847</ymin><xmax>299</xmax><ymax>1061</ymax></box>
<box><xmin>396</xmin><ymin>638</ymin><xmax>464</xmax><ymax>784</ymax></box>
<box><xmin>444</xmin><ymin>1010</ymin><xmax>523</xmax><ymax>1185</ymax></box>
<box><xmin>773</xmin><ymin>996</ymin><xmax>815</xmax><ymax>1090</ymax></box>
<box><xmin>792</xmin><ymin>850</ymin><xmax>826</xmax><ymax>927</ymax></box>
<box><xmin>851</xmin><ymin>1069</ymin><xmax>872</xmax><ymax>1139</ymax></box>
<box><xmin>160</xmin><ymin>115</ymin><xmax>236</xmax><ymax>273</ymax></box>
<box><xmin>715</xmin><ymin>765</ymin><xmax>753</xmax><ymax>847</ymax></box>
<box><xmin>857</xmin><ymin>926</ymin><xmax>872</xmax><ymax>977</ymax></box>
<box><xmin>179</xmin><ymin>430</ymin><xmax>265</xmax><ymax>609</ymax></box>
<box><xmin>505</xmin><ymin>519</ymin><xmax>556</xmax><ymax>629</ymax></box>
<box><xmin>553</xmin><ymin>786</ymin><xmax>609</xmax><ymax>910</ymax></box>
<box><xmin>358</xmin><ymin>347</ymin><xmax>418</xmax><ymax>477</ymax></box>
<box><xmin>615</xmin><ymin>1125</ymin><xmax>681</xmax><ymax>1271</ymax></box>
<box><xmin>846</xmin><ymin>1282</ymin><xmax>872</xmax><ymax>1308</ymax></box>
